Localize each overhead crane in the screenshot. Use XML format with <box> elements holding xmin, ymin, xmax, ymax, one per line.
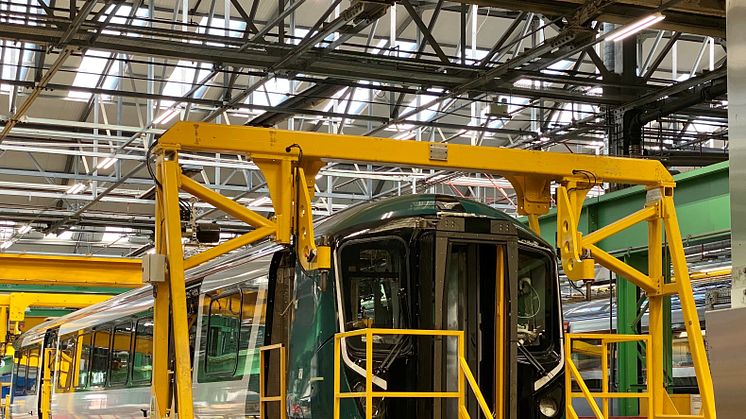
<box><xmin>139</xmin><ymin>121</ymin><xmax>716</xmax><ymax>419</ymax></box>
<box><xmin>0</xmin><ymin>253</ymin><xmax>140</xmax><ymax>356</ymax></box>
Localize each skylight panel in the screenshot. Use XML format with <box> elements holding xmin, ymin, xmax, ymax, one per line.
<box><xmin>68</xmin><ymin>50</ymin><xmax>120</xmax><ymax>100</ymax></box>
<box><xmin>198</xmin><ymin>17</ymin><xmax>246</xmax><ymax>46</ymax></box>
<box><xmin>152</xmin><ymin>60</ymin><xmax>213</xmax><ymax>123</ymax></box>
<box><xmin>0</xmin><ymin>42</ymin><xmax>33</xmax><ymax>93</ymax></box>
<box><xmin>97</xmin><ymin>5</ymin><xmax>149</xmax><ymax>36</ymax></box>
<box><xmin>323</xmin><ymin>84</ymin><xmax>372</xmax><ymax>116</ymax></box>
<box><xmin>248</xmin><ymin>77</ymin><xmax>292</xmax><ymax>110</ymax></box>
<box><xmin>402</xmin><ymin>89</ymin><xmax>444</xmax><ymax>122</ymax></box>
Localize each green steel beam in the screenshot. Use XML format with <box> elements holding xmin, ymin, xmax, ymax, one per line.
<box><xmin>0</xmin><ymin>284</ymin><xmax>128</xmax><ymax>294</ymax></box>
<box><xmin>26</xmin><ymin>308</ymin><xmax>74</xmax><ymax>317</ymax></box>
<box><xmin>534</xmin><ymin>161</ymin><xmax>729</xmax><ymax>251</ymax></box>
<box><xmin>617</xmin><ymin>254</ymin><xmax>644</xmax><ymax>415</ymax></box>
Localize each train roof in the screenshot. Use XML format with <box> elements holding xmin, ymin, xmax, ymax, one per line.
<box><xmin>315</xmin><ymin>193</ymin><xmax>543</xmax><ymax>243</ymax></box>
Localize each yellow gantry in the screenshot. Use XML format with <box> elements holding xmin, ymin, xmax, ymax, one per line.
<box><xmin>0</xmin><ymin>253</ymin><xmax>141</xmax><ymax>287</ymax></box>
<box><xmin>129</xmin><ymin>121</ymin><xmax>715</xmax><ymax>419</ymax></box>
<box><xmin>0</xmin><ymin>292</ymin><xmax>114</xmax><ymax>356</ymax></box>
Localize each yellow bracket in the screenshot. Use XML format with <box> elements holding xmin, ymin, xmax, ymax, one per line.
<box><xmin>556</xmin><ymin>183</ymin><xmax>595</xmax><ymax>281</ymax></box>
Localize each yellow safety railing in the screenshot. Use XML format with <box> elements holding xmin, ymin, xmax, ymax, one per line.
<box><xmin>565</xmin><ymin>333</ymin><xmax>653</xmax><ymax>419</ymax></box>
<box><xmin>333</xmin><ymin>328</ymin><xmax>493</xmax><ymax>419</ymax></box>
<box><xmin>259</xmin><ymin>344</ymin><xmax>287</xmax><ymax>419</ymax></box>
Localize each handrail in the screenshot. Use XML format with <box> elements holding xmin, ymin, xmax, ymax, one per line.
<box><xmin>564</xmin><ymin>333</ymin><xmax>708</xmax><ymax>419</ymax></box>
<box><xmin>258</xmin><ymin>343</ymin><xmax>287</xmax><ymax>419</ymax></box>
<box><xmin>333</xmin><ymin>328</ymin><xmax>493</xmax><ymax>419</ymax></box>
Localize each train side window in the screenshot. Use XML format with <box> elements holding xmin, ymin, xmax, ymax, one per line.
<box><xmin>25</xmin><ymin>345</ymin><xmax>40</xmax><ymax>394</ymax></box>
<box><xmin>110</xmin><ymin>322</ymin><xmax>133</xmax><ymax>386</ymax></box>
<box><xmin>57</xmin><ymin>335</ymin><xmax>77</xmax><ymax>392</ymax></box>
<box><xmin>132</xmin><ymin>318</ymin><xmax>153</xmax><ymax>384</ymax></box>
<box><xmin>205</xmin><ymin>293</ymin><xmax>242</xmax><ymax>378</ymax></box>
<box><xmin>90</xmin><ymin>328</ymin><xmax>111</xmax><ymax>387</ymax></box>
<box><xmin>75</xmin><ymin>333</ymin><xmax>93</xmax><ymax>390</ymax></box>
<box><xmin>13</xmin><ymin>349</ymin><xmax>28</xmax><ymax>396</ymax></box>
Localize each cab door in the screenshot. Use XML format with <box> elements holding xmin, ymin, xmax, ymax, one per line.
<box><xmin>429</xmin><ymin>218</ymin><xmax>518</xmax><ymax>419</ymax></box>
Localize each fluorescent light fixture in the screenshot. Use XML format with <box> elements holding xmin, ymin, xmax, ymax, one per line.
<box><xmin>96</xmin><ymin>156</ymin><xmax>118</xmax><ymax>170</ymax></box>
<box><xmin>0</xmin><ymin>241</ymin><xmax>12</xmax><ymax>250</ymax></box>
<box><xmin>606</xmin><ymin>13</ymin><xmax>665</xmax><ymax>42</ymax></box>
<box><xmin>153</xmin><ymin>108</ymin><xmax>180</xmax><ymax>125</ymax></box>
<box><xmin>65</xmin><ymin>182</ymin><xmax>87</xmax><ymax>195</ymax></box>
<box><xmin>17</xmin><ymin>225</ymin><xmax>32</xmax><ymax>235</ymax></box>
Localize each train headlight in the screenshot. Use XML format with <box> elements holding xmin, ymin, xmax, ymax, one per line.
<box><xmin>538</xmin><ymin>396</ymin><xmax>559</xmax><ymax>417</ymax></box>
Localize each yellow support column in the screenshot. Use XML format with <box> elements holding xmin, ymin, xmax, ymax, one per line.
<box><xmin>647</xmin><ymin>202</ymin><xmax>665</xmax><ymax>418</ymax></box>
<box><xmin>158</xmin><ymin>156</ymin><xmax>195</xmax><ymax>419</ymax></box>
<box><xmin>151</xmin><ymin>151</ymin><xmax>171</xmax><ymax>419</ymax></box>
<box><xmin>40</xmin><ymin>348</ymin><xmax>53</xmax><ymax>419</ymax></box>
<box><xmin>662</xmin><ymin>196</ymin><xmax>716</xmax><ymax>419</ymax></box>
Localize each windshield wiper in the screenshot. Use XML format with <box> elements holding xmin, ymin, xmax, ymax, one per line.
<box><xmin>517</xmin><ymin>341</ymin><xmax>547</xmax><ymax>376</ymax></box>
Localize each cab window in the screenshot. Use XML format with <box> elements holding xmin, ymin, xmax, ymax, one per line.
<box><xmin>340</xmin><ymin>237</ymin><xmax>408</xmax><ymax>345</ymax></box>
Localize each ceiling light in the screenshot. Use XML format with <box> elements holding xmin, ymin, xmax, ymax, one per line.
<box><xmin>17</xmin><ymin>225</ymin><xmax>32</xmax><ymax>235</ymax></box>
<box><xmin>65</xmin><ymin>182</ymin><xmax>87</xmax><ymax>195</ymax></box>
<box><xmin>153</xmin><ymin>108</ymin><xmax>180</xmax><ymax>125</ymax></box>
<box><xmin>0</xmin><ymin>241</ymin><xmax>13</xmax><ymax>250</ymax></box>
<box><xmin>606</xmin><ymin>13</ymin><xmax>665</xmax><ymax>42</ymax></box>
<box><xmin>96</xmin><ymin>156</ymin><xmax>118</xmax><ymax>170</ymax></box>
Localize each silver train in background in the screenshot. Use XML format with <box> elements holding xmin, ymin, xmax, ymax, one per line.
<box><xmin>10</xmin><ymin>244</ymin><xmax>279</xmax><ymax>418</ymax></box>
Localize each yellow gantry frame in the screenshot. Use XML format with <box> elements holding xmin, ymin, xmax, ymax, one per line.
<box><xmin>0</xmin><ymin>253</ymin><xmax>141</xmax><ymax>287</ymax></box>
<box><xmin>0</xmin><ymin>293</ymin><xmax>113</xmax><ymax>356</ymax></box>
<box><xmin>151</xmin><ymin>122</ymin><xmax>715</xmax><ymax>419</ymax></box>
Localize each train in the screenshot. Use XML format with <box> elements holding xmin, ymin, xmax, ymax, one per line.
<box><xmin>10</xmin><ymin>194</ymin><xmax>565</xmax><ymax>418</ymax></box>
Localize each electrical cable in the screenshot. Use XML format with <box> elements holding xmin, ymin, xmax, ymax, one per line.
<box><xmin>145</xmin><ymin>140</ymin><xmax>162</xmax><ymax>189</ymax></box>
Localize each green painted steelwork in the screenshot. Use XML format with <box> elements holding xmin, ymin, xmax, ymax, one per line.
<box><xmin>534</xmin><ymin>161</ymin><xmax>729</xmax><ymax>251</ymax></box>
<box><xmin>0</xmin><ymin>284</ymin><xmax>128</xmax><ymax>295</ymax></box>
<box><xmin>617</xmin><ymin>254</ymin><xmax>644</xmax><ymax>416</ymax></box>
<box><xmin>26</xmin><ymin>308</ymin><xmax>74</xmax><ymax>317</ymax></box>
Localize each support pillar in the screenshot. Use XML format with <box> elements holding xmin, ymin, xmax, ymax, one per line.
<box><xmin>617</xmin><ymin>254</ymin><xmax>644</xmax><ymax>416</ymax></box>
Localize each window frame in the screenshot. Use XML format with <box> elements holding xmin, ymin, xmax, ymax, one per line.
<box><xmin>108</xmin><ymin>320</ymin><xmax>134</xmax><ymax>387</ymax></box>
<box><xmin>74</xmin><ymin>332</ymin><xmax>93</xmax><ymax>391</ymax></box>
<box><xmin>13</xmin><ymin>348</ymin><xmax>29</xmax><ymax>397</ymax></box>
<box><xmin>338</xmin><ymin>234</ymin><xmax>410</xmax><ymax>335</ymax></box>
<box><xmin>25</xmin><ymin>344</ymin><xmax>40</xmax><ymax>395</ymax></box>
<box><xmin>131</xmin><ymin>317</ymin><xmax>154</xmax><ymax>386</ymax></box>
<box><xmin>203</xmin><ymin>291</ymin><xmax>243</xmax><ymax>378</ymax></box>
<box><xmin>89</xmin><ymin>326</ymin><xmax>113</xmax><ymax>388</ymax></box>
<box><xmin>56</xmin><ymin>335</ymin><xmax>78</xmax><ymax>392</ymax></box>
